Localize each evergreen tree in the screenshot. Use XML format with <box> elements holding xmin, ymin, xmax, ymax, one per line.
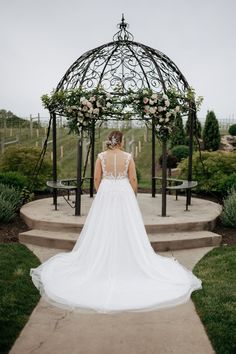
<box><xmin>170</xmin><ymin>113</ymin><xmax>186</xmax><ymax>147</ymax></box>
<box><xmin>185</xmin><ymin>115</ymin><xmax>202</xmax><ymax>139</ymax></box>
<box><xmin>202</xmin><ymin>110</ymin><xmax>221</xmax><ymax>151</ymax></box>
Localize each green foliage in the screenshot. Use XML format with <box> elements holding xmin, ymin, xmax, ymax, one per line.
<box><xmin>0</xmin><ymin>243</ymin><xmax>40</xmax><ymax>354</ymax></box>
<box><xmin>170</xmin><ymin>113</ymin><xmax>186</xmax><ymax>147</ymax></box>
<box><xmin>178</xmin><ymin>151</ymin><xmax>236</xmax><ymax>195</ymax></box>
<box><xmin>0</xmin><ymin>183</ymin><xmax>22</xmax><ymax>223</ymax></box>
<box><xmin>185</xmin><ymin>115</ymin><xmax>202</xmax><ymax>138</ymax></box>
<box><xmin>136</xmin><ymin>167</ymin><xmax>141</xmax><ymax>183</ymax></box>
<box><xmin>203</xmin><ymin>110</ymin><xmax>221</xmax><ymax>151</ymax></box>
<box><xmin>0</xmin><ymin>146</ymin><xmax>52</xmax><ymax>190</ymax></box>
<box><xmin>0</xmin><ymin>171</ymin><xmax>28</xmax><ymax>190</ymax></box>
<box><xmin>192</xmin><ymin>246</ymin><xmax>236</xmax><ymax>354</ymax></box>
<box><xmin>228</xmin><ymin>124</ymin><xmax>236</xmax><ymax>136</ymax></box>
<box><xmin>171</xmin><ymin>145</ymin><xmax>189</xmax><ymax>162</ymax></box>
<box><xmin>220</xmin><ymin>188</ymin><xmax>236</xmax><ymax>227</ymax></box>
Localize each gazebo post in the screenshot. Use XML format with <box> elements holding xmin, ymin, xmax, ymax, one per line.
<box><xmin>161</xmin><ymin>138</ymin><xmax>167</xmax><ymax>216</ymax></box>
<box><xmin>151</xmin><ymin>118</ymin><xmax>156</xmax><ymax>197</ymax></box>
<box><xmin>52</xmin><ymin>112</ymin><xmax>58</xmax><ymax>210</ymax></box>
<box><xmin>75</xmin><ymin>131</ymin><xmax>83</xmax><ymax>216</ymax></box>
<box><xmin>90</xmin><ymin>120</ymin><xmax>95</xmax><ymax>197</ymax></box>
<box><xmin>187</xmin><ymin>100</ymin><xmax>195</xmax><ymax>207</ymax></box>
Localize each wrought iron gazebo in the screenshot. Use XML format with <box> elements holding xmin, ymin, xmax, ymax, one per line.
<box><xmin>46</xmin><ymin>15</ymin><xmax>196</xmax><ymax>216</ymax></box>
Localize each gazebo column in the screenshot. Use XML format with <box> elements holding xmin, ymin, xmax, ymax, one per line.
<box><xmin>151</xmin><ymin>118</ymin><xmax>156</xmax><ymax>197</ymax></box>
<box><xmin>187</xmin><ymin>100</ymin><xmax>195</xmax><ymax>207</ymax></box>
<box><xmin>52</xmin><ymin>112</ymin><xmax>57</xmax><ymax>209</ymax></box>
<box><xmin>161</xmin><ymin>138</ymin><xmax>167</xmax><ymax>216</ymax></box>
<box><xmin>75</xmin><ymin>131</ymin><xmax>83</xmax><ymax>216</ymax></box>
<box><xmin>90</xmin><ymin>120</ymin><xmax>95</xmax><ymax>197</ymax></box>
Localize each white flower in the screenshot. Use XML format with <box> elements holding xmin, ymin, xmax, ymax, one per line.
<box><xmin>163</xmin><ymin>94</ymin><xmax>168</xmax><ymax>100</ymax></box>
<box><xmin>86</xmin><ymin>101</ymin><xmax>93</xmax><ymax>108</ymax></box>
<box><xmin>67</xmin><ymin>107</ymin><xmax>72</xmax><ymax>113</ymax></box>
<box><xmin>175</xmin><ymin>105</ymin><xmax>180</xmax><ymax>112</ymax></box>
<box><xmin>165</xmin><ymin>117</ymin><xmax>169</xmax><ymax>122</ymax></box>
<box><xmin>143</xmin><ymin>97</ymin><xmax>149</xmax><ymax>104</ymax></box>
<box><xmin>149</xmin><ymin>99</ymin><xmax>154</xmax><ymax>105</ymax></box>
<box><xmin>142</xmin><ymin>89</ymin><xmax>149</xmax><ymax>95</ymax></box>
<box><xmin>158</xmin><ymin>106</ymin><xmax>164</xmax><ymax>112</ymax></box>
<box><xmin>106</xmin><ymin>102</ymin><xmax>112</xmax><ymax>108</ymax></box>
<box><xmin>151</xmin><ymin>93</ymin><xmax>158</xmax><ymax>100</ymax></box>
<box><xmin>164</xmin><ymin>100</ymin><xmax>170</xmax><ymax>107</ymax></box>
<box><xmin>166</xmin><ymin>112</ymin><xmax>171</xmax><ymax>118</ymax></box>
<box><xmin>96</xmin><ymin>100</ymin><xmax>102</xmax><ymax>108</ymax></box>
<box><xmin>71</xmin><ymin>105</ymin><xmax>78</xmax><ymax>110</ymax></box>
<box><xmin>106</xmin><ymin>93</ymin><xmax>112</xmax><ymax>99</ymax></box>
<box><xmin>144</xmin><ymin>105</ymin><xmax>150</xmax><ymax>113</ymax></box>
<box><xmin>93</xmin><ymin>108</ymin><xmax>100</xmax><ymax>115</ymax></box>
<box><xmin>159</xmin><ymin>118</ymin><xmax>164</xmax><ymax>122</ymax></box>
<box><xmin>82</xmin><ymin>106</ymin><xmax>88</xmax><ymax>112</ymax></box>
<box><xmin>149</xmin><ymin>107</ymin><xmax>157</xmax><ymax>114</ymax></box>
<box><xmin>89</xmin><ymin>96</ymin><xmax>96</xmax><ymax>102</ymax></box>
<box><xmin>80</xmin><ymin>96</ymin><xmax>86</xmax><ymax>103</ymax></box>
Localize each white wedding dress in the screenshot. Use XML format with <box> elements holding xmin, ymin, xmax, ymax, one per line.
<box><xmin>30</xmin><ymin>150</ymin><xmax>202</xmax><ymax>314</ymax></box>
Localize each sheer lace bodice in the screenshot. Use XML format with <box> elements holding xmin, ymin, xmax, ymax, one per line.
<box><xmin>98</xmin><ymin>150</ymin><xmax>132</xmax><ymax>179</ymax></box>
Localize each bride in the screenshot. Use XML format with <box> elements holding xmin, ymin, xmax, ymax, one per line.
<box><xmin>30</xmin><ymin>130</ymin><xmax>202</xmax><ymax>314</ymax></box>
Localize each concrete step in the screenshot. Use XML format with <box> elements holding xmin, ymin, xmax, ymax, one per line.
<box><xmin>19</xmin><ymin>229</ymin><xmax>222</xmax><ymax>251</ymax></box>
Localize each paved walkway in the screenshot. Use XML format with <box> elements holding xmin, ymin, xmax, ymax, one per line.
<box><xmin>10</xmin><ymin>245</ymin><xmax>215</xmax><ymax>354</ymax></box>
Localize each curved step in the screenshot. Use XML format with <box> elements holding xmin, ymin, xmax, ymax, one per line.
<box><xmin>20</xmin><ymin>195</ymin><xmax>222</xmax><ymax>234</ymax></box>
<box><xmin>19</xmin><ymin>229</ymin><xmax>222</xmax><ymax>251</ymax></box>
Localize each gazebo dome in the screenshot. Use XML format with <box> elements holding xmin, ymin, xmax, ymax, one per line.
<box><xmin>56</xmin><ymin>15</ymin><xmax>189</xmax><ymax>95</ymax></box>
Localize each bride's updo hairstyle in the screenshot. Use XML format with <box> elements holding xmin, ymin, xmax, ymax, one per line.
<box><xmin>106</xmin><ymin>130</ymin><xmax>123</xmax><ymax>150</ymax></box>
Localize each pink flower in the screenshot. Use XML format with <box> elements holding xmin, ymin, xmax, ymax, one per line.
<box><xmin>143</xmin><ymin>97</ymin><xmax>149</xmax><ymax>104</ymax></box>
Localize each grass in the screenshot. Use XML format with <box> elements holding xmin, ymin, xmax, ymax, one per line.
<box><xmin>0</xmin><ymin>243</ymin><xmax>41</xmax><ymax>354</ymax></box>
<box><xmin>192</xmin><ymin>245</ymin><xmax>236</xmax><ymax>354</ymax></box>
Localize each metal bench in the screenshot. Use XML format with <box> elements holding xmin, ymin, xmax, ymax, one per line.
<box><xmin>46</xmin><ymin>179</ymin><xmax>77</xmax><ymax>209</ymax></box>
<box><xmin>154</xmin><ymin>177</ymin><xmax>198</xmax><ymax>211</ymax></box>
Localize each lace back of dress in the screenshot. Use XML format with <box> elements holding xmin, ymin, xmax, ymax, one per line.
<box><xmin>99</xmin><ymin>151</ymin><xmax>131</xmax><ymax>179</ymax></box>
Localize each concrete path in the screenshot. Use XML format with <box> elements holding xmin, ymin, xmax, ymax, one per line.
<box><xmin>10</xmin><ymin>245</ymin><xmax>215</xmax><ymax>354</ymax></box>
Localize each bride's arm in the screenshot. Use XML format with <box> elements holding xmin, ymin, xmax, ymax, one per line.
<box><xmin>128</xmin><ymin>157</ymin><xmax>138</xmax><ymax>195</ymax></box>
<box><xmin>94</xmin><ymin>157</ymin><xmax>102</xmax><ymax>191</ymax></box>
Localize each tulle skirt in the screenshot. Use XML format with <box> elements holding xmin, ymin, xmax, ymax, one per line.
<box><xmin>30</xmin><ymin>177</ymin><xmax>202</xmax><ymax>314</ymax></box>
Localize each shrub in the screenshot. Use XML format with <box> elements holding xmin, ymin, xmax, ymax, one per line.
<box><xmin>0</xmin><ymin>171</ymin><xmax>28</xmax><ymax>190</ymax></box>
<box><xmin>228</xmin><ymin>124</ymin><xmax>236</xmax><ymax>136</ymax></box>
<box><xmin>0</xmin><ymin>146</ymin><xmax>52</xmax><ymax>190</ymax></box>
<box><xmin>0</xmin><ymin>184</ymin><xmax>22</xmax><ymax>223</ymax></box>
<box><xmin>218</xmin><ymin>173</ymin><xmax>236</xmax><ymax>196</ymax></box>
<box><xmin>178</xmin><ymin>151</ymin><xmax>236</xmax><ymax>195</ymax></box>
<box><xmin>202</xmin><ymin>110</ymin><xmax>221</xmax><ymax>151</ymax></box>
<box><xmin>171</xmin><ymin>145</ymin><xmax>189</xmax><ymax>162</ymax></box>
<box><xmin>220</xmin><ymin>188</ymin><xmax>236</xmax><ymax>227</ymax></box>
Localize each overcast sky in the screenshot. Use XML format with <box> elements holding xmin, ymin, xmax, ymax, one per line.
<box><xmin>1</xmin><ymin>0</ymin><xmax>235</xmax><ymax>121</ymax></box>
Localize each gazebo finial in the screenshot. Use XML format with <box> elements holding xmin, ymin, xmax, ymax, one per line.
<box><xmin>113</xmin><ymin>14</ymin><xmax>134</xmax><ymax>41</ymax></box>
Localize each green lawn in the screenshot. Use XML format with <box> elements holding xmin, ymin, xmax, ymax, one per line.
<box><xmin>192</xmin><ymin>245</ymin><xmax>236</xmax><ymax>354</ymax></box>
<box><xmin>0</xmin><ymin>243</ymin><xmax>41</xmax><ymax>354</ymax></box>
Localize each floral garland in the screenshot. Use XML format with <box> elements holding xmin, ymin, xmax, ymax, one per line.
<box><xmin>133</xmin><ymin>88</ymin><xmax>182</xmax><ymax>140</ymax></box>
<box><xmin>42</xmin><ymin>86</ymin><xmax>202</xmax><ymax>140</ymax></box>
<box><xmin>42</xmin><ymin>88</ymin><xmax>113</xmax><ymax>133</ymax></box>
